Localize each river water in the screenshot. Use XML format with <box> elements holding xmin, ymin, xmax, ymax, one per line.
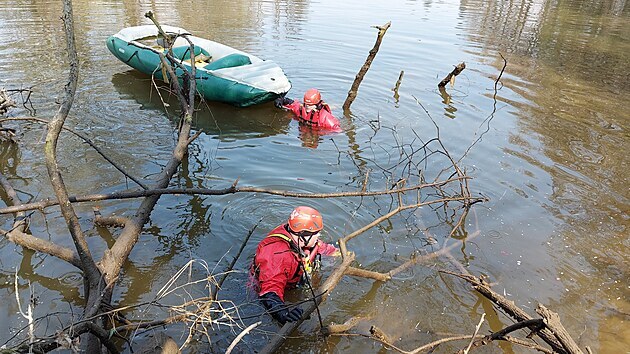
<box><xmin>0</xmin><ymin>0</ymin><xmax>628</xmax><ymax>352</ymax></box>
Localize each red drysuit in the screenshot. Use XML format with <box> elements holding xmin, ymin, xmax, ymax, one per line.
<box><xmin>253</xmin><ymin>224</ymin><xmax>338</xmax><ymax>301</ymax></box>
<box><xmin>281</xmin><ymin>101</ymin><xmax>342</xmax><ymax>132</ymax></box>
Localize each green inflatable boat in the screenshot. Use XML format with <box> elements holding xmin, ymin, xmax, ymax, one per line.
<box><xmin>107</xmin><ymin>25</ymin><xmax>291</xmax><ymax>107</ymax></box>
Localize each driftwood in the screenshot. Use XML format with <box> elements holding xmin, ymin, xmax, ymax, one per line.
<box><xmin>330</xmin><ymin>332</ymin><xmax>483</xmax><ymax>354</ymax></box>
<box><xmin>322</xmin><ymin>315</ymin><xmax>371</xmax><ymax>335</ymax></box>
<box><xmin>392</xmin><ymin>70</ymin><xmax>404</xmax><ymax>102</ymax></box>
<box><xmin>0</xmin><ymin>89</ymin><xmax>16</xmax><ymax>115</ymax></box>
<box><xmin>438</xmin><ymin>62</ymin><xmax>466</xmax><ymax>88</ymax></box>
<box><xmin>442</xmin><ymin>270</ymin><xmax>585</xmax><ymax>354</ymax></box>
<box><xmin>343</xmin><ymin>21</ymin><xmax>391</xmax><ymax>111</ymax></box>
<box><xmin>457</xmin><ymin>318</ymin><xmax>552</xmax><ymax>354</ymax></box>
<box><xmin>536</xmin><ymin>304</ymin><xmax>584</xmax><ymax>354</ymax></box>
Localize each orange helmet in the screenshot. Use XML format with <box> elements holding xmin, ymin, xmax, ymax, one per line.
<box><xmin>303</xmin><ymin>89</ymin><xmax>322</xmax><ymax>106</ymax></box>
<box><xmin>288</xmin><ymin>206</ymin><xmax>323</xmax><ymax>233</ymax></box>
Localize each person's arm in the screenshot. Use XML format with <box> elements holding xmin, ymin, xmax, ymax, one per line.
<box><xmin>259</xmin><ymin>291</ymin><xmax>303</xmax><ymax>324</ymax></box>
<box><xmin>256</xmin><ymin>247</ymin><xmax>304</xmax><ymax>324</ymax></box>
<box><xmin>315</xmin><ymin>108</ymin><xmax>341</xmax><ymax>132</ymax></box>
<box><xmin>274</xmin><ymin>97</ymin><xmax>303</xmax><ymax>116</ymax></box>
<box><xmin>274</xmin><ymin>96</ymin><xmax>294</xmax><ymax>108</ymax></box>
<box><xmin>256</xmin><ymin>247</ymin><xmax>291</xmax><ymax>299</ymax></box>
<box><xmin>316</xmin><ymin>239</ymin><xmax>340</xmax><ymax>256</ymax></box>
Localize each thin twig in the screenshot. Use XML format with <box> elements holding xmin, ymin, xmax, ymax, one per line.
<box><xmin>14</xmin><ymin>269</ymin><xmax>34</xmax><ymax>351</ymax></box>
<box><xmin>225</xmin><ymin>321</ymin><xmax>261</xmax><ymax>354</ymax></box>
<box><xmin>462</xmin><ymin>313</ymin><xmax>485</xmax><ymax>354</ymax></box>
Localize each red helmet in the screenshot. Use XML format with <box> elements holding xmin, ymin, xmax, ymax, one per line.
<box><xmin>303</xmin><ymin>89</ymin><xmax>322</xmax><ymax>106</ymax></box>
<box><xmin>288</xmin><ymin>206</ymin><xmax>323</xmax><ymax>233</ymax></box>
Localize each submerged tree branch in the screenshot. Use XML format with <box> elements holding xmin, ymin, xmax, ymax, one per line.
<box><xmin>0</xmin><ymin>172</ymin><xmax>83</xmax><ymax>269</ymax></box>
<box><xmin>438</xmin><ymin>62</ymin><xmax>466</xmax><ymax>88</ymax></box>
<box><xmin>343</xmin><ymin>22</ymin><xmax>391</xmax><ymax>111</ymax></box>
<box><xmin>536</xmin><ymin>304</ymin><xmax>584</xmax><ymax>354</ymax></box>
<box><xmin>441</xmin><ymin>270</ymin><xmax>571</xmax><ymax>354</ymax></box>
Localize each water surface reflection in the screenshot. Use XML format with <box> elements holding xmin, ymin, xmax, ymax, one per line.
<box><xmin>111</xmin><ymin>71</ymin><xmax>291</xmax><ymax>139</ymax></box>
<box><xmin>0</xmin><ymin>0</ymin><xmax>628</xmax><ymax>352</ymax></box>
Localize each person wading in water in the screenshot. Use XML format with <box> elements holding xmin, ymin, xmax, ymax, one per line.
<box><xmin>251</xmin><ymin>206</ymin><xmax>339</xmax><ymax>324</ymax></box>
<box><xmin>274</xmin><ymin>88</ymin><xmax>341</xmax><ymax>132</ymax></box>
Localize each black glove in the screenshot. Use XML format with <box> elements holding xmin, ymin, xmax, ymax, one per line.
<box><xmin>260</xmin><ymin>292</ymin><xmax>303</xmax><ymax>324</ymax></box>
<box><xmin>274</xmin><ymin>96</ymin><xmax>294</xmax><ymax>108</ymax></box>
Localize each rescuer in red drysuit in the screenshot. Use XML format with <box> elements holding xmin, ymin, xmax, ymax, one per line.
<box><xmin>274</xmin><ymin>88</ymin><xmax>342</xmax><ymax>132</ymax></box>
<box><xmin>252</xmin><ymin>206</ymin><xmax>339</xmax><ymax>324</ymax></box>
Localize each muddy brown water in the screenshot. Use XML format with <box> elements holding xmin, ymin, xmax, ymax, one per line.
<box><xmin>0</xmin><ymin>0</ymin><xmax>628</xmax><ymax>352</ymax></box>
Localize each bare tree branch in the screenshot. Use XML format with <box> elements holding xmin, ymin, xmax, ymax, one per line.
<box><xmin>441</xmin><ymin>270</ymin><xmax>569</xmax><ymax>354</ymax></box>
<box><xmin>343</xmin><ymin>22</ymin><xmax>391</xmax><ymax>111</ymax></box>
<box><xmin>536</xmin><ymin>304</ymin><xmax>584</xmax><ymax>354</ymax></box>
<box><xmin>44</xmin><ymin>0</ymin><xmax>101</xmax><ymax>286</ymax></box>
<box><xmin>0</xmin><ymin>172</ymin><xmax>82</xmax><ymax>269</ymax></box>
<box><xmin>438</xmin><ymin>62</ymin><xmax>466</xmax><ymax>88</ymax></box>
<box><xmin>2</xmin><ymin>228</ymin><xmax>82</xmax><ymax>269</ymax></box>
<box><xmin>225</xmin><ymin>321</ymin><xmax>260</xmax><ymax>354</ymax></box>
<box><xmin>0</xmin><ymin>176</ymin><xmax>478</xmax><ymax>215</ymax></box>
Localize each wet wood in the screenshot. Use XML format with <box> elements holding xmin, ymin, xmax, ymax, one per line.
<box><xmin>392</xmin><ymin>70</ymin><xmax>404</xmax><ymax>101</ymax></box>
<box><xmin>461</xmin><ymin>313</ymin><xmax>485</xmax><ymax>354</ymax></box>
<box><xmin>323</xmin><ymin>315</ymin><xmax>370</xmax><ymax>335</ymax></box>
<box><xmin>0</xmin><ymin>89</ymin><xmax>16</xmax><ymax>115</ymax></box>
<box><xmin>2</xmin><ymin>165</ymin><xmax>84</xmax><ymax>271</ymax></box>
<box><xmin>345</xmin><ymin>266</ymin><xmax>391</xmax><ymax>281</ymax></box>
<box><xmin>225</xmin><ymin>321</ymin><xmax>261</xmax><ymax>354</ymax></box>
<box><xmin>93</xmin><ymin>207</ymin><xmax>129</xmax><ymax>228</ymax></box>
<box><xmin>0</xmin><ymin>176</ymin><xmax>472</xmax><ymax>215</ymax></box>
<box><xmin>536</xmin><ymin>304</ymin><xmax>584</xmax><ymax>354</ymax></box>
<box><xmin>343</xmin><ymin>22</ymin><xmax>391</xmax><ymax>111</ymax></box>
<box><xmin>438</xmin><ymin>62</ymin><xmax>466</xmax><ymax>88</ymax></box>
<box><xmin>137</xmin><ymin>332</ymin><xmax>180</xmax><ymax>354</ymax></box>
<box><xmin>457</xmin><ymin>318</ymin><xmax>548</xmax><ymax>353</ymax></box>
<box><xmin>2</xmin><ymin>227</ymin><xmax>82</xmax><ymax>269</ymax></box>
<box><xmin>370</xmin><ymin>325</ymin><xmax>394</xmax><ymax>344</ymax></box>
<box><xmin>442</xmin><ymin>270</ymin><xmax>570</xmax><ymax>354</ymax></box>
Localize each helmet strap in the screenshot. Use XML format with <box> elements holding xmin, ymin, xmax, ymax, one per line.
<box><xmin>284</xmin><ymin>224</ymin><xmax>306</xmax><ymax>256</ymax></box>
